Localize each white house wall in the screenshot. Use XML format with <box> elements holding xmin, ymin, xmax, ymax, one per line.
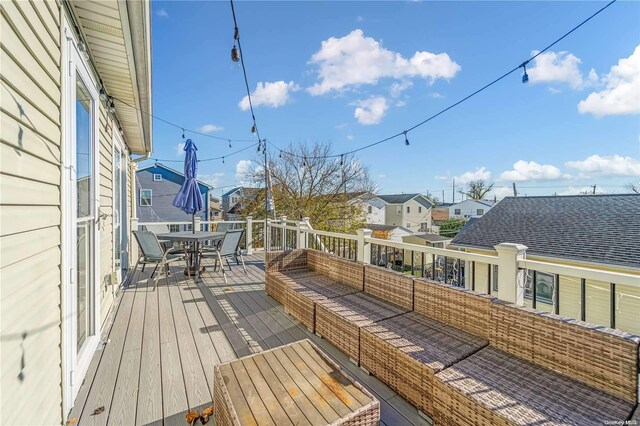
<box><xmin>0</xmin><ymin>0</ymin><xmax>65</xmax><ymax>423</ymax></box>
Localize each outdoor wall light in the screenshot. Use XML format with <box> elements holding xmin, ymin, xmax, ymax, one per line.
<box><xmin>99</xmin><ymin>88</ymin><xmax>108</xmax><ymax>101</ymax></box>
<box><xmin>77</xmin><ymin>41</ymin><xmax>90</xmax><ymax>60</ymax></box>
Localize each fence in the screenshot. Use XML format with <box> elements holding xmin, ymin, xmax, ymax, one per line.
<box><xmin>265</xmin><ymin>218</ymin><xmax>640</xmax><ymax>335</ymax></box>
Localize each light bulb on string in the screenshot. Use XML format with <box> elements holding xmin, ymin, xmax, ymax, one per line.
<box><xmin>182</xmin><ymin>128</ymin><xmax>186</xmax><ymax>139</ymax></box>
<box><xmin>279</xmin><ymin>151</ymin><xmax>282</xmax><ymax>159</ymax></box>
<box><xmin>404</xmin><ymin>131</ymin><xmax>410</xmax><ymax>146</ymax></box>
<box><xmin>222</xmin><ymin>157</ymin><xmax>225</xmax><ymax>164</ymax></box>
<box><xmin>228</xmin><ymin>140</ymin><xmax>232</xmax><ymax>148</ymax></box>
<box><xmin>521</xmin><ymin>61</ymin><xmax>529</xmax><ymax>84</ymax></box>
<box><xmin>340</xmin><ymin>154</ymin><xmax>344</xmax><ymax>167</ymax></box>
<box><xmin>231</xmin><ymin>44</ymin><xmax>240</xmax><ymax>62</ymax></box>
<box><xmin>251</xmin><ymin>124</ymin><xmax>257</xmax><ymax>134</ymax></box>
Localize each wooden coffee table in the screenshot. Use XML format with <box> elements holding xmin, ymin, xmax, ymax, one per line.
<box><xmin>213</xmin><ymin>339</ymin><xmax>380</xmax><ymax>425</ymax></box>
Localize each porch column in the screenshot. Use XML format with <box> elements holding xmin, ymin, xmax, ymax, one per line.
<box><xmin>494</xmin><ymin>243</ymin><xmax>528</xmax><ymax>305</ymax></box>
<box><xmin>298</xmin><ymin>217</ymin><xmax>310</xmax><ymax>250</ymax></box>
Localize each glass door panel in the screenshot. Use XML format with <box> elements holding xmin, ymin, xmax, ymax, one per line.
<box><xmin>75</xmin><ymin>74</ymin><xmax>94</xmax><ymax>354</ymax></box>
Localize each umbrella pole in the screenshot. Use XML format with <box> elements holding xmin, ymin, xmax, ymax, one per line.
<box><xmin>192</xmin><ymin>213</ymin><xmax>196</xmax><ymax>234</ymax></box>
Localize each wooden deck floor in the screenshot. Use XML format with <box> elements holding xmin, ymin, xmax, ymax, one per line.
<box><xmin>69</xmin><ymin>254</ymin><xmax>432</xmax><ymax>426</ymax></box>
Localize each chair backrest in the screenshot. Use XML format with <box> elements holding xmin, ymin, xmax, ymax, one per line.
<box><xmin>216</xmin><ymin>222</ymin><xmax>235</xmax><ymax>233</ymax></box>
<box><xmin>133</xmin><ymin>230</ymin><xmax>165</xmax><ymax>260</ymax></box>
<box><xmin>265</xmin><ymin>249</ymin><xmax>308</xmax><ymax>273</ymax></box>
<box><xmin>364</xmin><ymin>265</ymin><xmax>413</xmax><ymax>310</ymax></box>
<box><xmin>144</xmin><ymin>223</ymin><xmax>170</xmax><ymax>234</ymax></box>
<box><xmin>218</xmin><ymin>229</ymin><xmax>244</xmax><ymax>257</ymax></box>
<box><xmin>307</xmin><ymin>249</ymin><xmax>364</xmax><ymax>291</ymax></box>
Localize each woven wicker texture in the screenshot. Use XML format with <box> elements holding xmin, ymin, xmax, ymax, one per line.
<box><xmin>364</xmin><ymin>265</ymin><xmax>414</xmax><ymax>310</ymax></box>
<box><xmin>284</xmin><ymin>277</ymin><xmax>360</xmax><ymax>332</ymax></box>
<box><xmin>307</xmin><ymin>250</ymin><xmax>364</xmax><ymax>291</ymax></box>
<box><xmin>631</xmin><ymin>405</ymin><xmax>640</xmax><ymax>422</ymax></box>
<box><xmin>433</xmin><ymin>346</ymin><xmax>635</xmax><ymax>426</ymax></box>
<box><xmin>266</xmin><ymin>269</ymin><xmax>320</xmax><ymax>305</ymax></box>
<box><xmin>361</xmin><ymin>312</ymin><xmax>487</xmax><ymax>414</ymax></box>
<box><xmin>265</xmin><ymin>249</ymin><xmax>308</xmax><ymax>272</ymax></box>
<box><xmin>316</xmin><ymin>293</ymin><xmax>408</xmax><ymax>362</ymax></box>
<box><xmin>414</xmin><ymin>277</ymin><xmax>495</xmax><ymax>340</ymax></box>
<box><xmin>490</xmin><ymin>301</ymin><xmax>640</xmax><ymax>403</ymax></box>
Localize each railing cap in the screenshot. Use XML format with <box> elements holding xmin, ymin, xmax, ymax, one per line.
<box><xmin>494</xmin><ymin>243</ymin><xmax>528</xmax><ymax>254</ymax></box>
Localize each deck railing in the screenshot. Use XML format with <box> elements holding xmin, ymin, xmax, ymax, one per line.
<box><xmin>264</xmin><ymin>218</ymin><xmax>640</xmax><ymax>335</ymax></box>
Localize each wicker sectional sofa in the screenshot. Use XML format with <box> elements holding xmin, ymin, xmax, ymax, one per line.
<box><xmin>265</xmin><ymin>249</ymin><xmax>640</xmax><ymax>424</ymax></box>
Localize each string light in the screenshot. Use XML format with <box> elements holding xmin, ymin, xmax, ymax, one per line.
<box><xmin>231</xmin><ymin>44</ymin><xmax>240</xmax><ymax>62</ymax></box>
<box><xmin>521</xmin><ymin>61</ymin><xmax>529</xmax><ymax>84</ymax></box>
<box><xmin>151</xmin><ymin>142</ymin><xmax>259</xmax><ymax>163</ymax></box>
<box><xmin>181</xmin><ymin>128</ymin><xmax>185</xmax><ymax>139</ymax></box>
<box><xmin>251</xmin><ymin>124</ymin><xmax>257</xmax><ymax>134</ymax></box>
<box><xmin>108</xmin><ymin>98</ymin><xmax>116</xmax><ymax>113</ymax></box>
<box><xmin>222</xmin><ymin>156</ymin><xmax>225</xmax><ymax>164</ymax></box>
<box><xmin>279</xmin><ymin>150</ymin><xmax>282</xmax><ymax>159</ymax></box>
<box><xmin>269</xmin><ymin>0</ymin><xmax>617</xmax><ymax>162</ymax></box>
<box><xmin>77</xmin><ymin>41</ymin><xmax>90</xmax><ymax>60</ymax></box>
<box><xmin>228</xmin><ymin>140</ymin><xmax>232</xmax><ymax>148</ymax></box>
<box><xmin>340</xmin><ymin>154</ymin><xmax>344</xmax><ymax>166</ymax></box>
<box><xmin>99</xmin><ymin>88</ymin><xmax>108</xmax><ymax>101</ymax></box>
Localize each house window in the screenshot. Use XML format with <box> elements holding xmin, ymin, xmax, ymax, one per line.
<box><xmin>418</xmin><ymin>206</ymin><xmax>422</xmax><ymax>213</ymax></box>
<box><xmin>367</xmin><ymin>206</ymin><xmax>372</xmax><ymax>214</ymax></box>
<box><xmin>477</xmin><ymin>209</ymin><xmax>484</xmax><ymax>215</ymax></box>
<box><xmin>153</xmin><ymin>173</ymin><xmax>162</xmax><ymax>181</ymax></box>
<box><xmin>396</xmin><ymin>206</ymin><xmax>402</xmax><ymax>214</ymax></box>
<box><xmin>406</xmin><ymin>206</ymin><xmax>411</xmax><ymax>214</ymax></box>
<box><xmin>169</xmin><ymin>224</ymin><xmax>180</xmax><ymax>232</ymax></box>
<box><xmin>406</xmin><ymin>222</ymin><xmax>412</xmax><ymax>228</ymax></box>
<box><xmin>492</xmin><ymin>265</ymin><xmax>499</xmax><ymax>293</ymax></box>
<box><xmin>454</xmin><ymin>208</ymin><xmax>461</xmax><ymax>215</ymax></box>
<box><xmin>525</xmin><ymin>271</ymin><xmax>554</xmax><ymax>305</ymax></box>
<box><xmin>140</xmin><ymin>189</ymin><xmax>152</xmax><ymax>206</ymax></box>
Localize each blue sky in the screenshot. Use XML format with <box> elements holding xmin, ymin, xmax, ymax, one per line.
<box><xmin>146</xmin><ymin>1</ymin><xmax>640</xmax><ymax>201</ymax></box>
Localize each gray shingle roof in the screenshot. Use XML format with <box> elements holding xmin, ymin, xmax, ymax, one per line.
<box><xmin>366</xmin><ymin>224</ymin><xmax>412</xmax><ymax>233</ymax></box>
<box><xmin>378</xmin><ymin>194</ymin><xmax>420</xmax><ymax>204</ymax></box>
<box><xmin>451</xmin><ymin>194</ymin><xmax>640</xmax><ymax>269</ymax></box>
<box><xmin>409</xmin><ymin>233</ymin><xmax>451</xmax><ymax>242</ymax></box>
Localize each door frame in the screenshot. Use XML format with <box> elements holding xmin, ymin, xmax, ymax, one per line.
<box><xmin>112</xmin><ymin>130</ymin><xmax>129</xmax><ymax>285</ymax></box>
<box><xmin>61</xmin><ymin>17</ymin><xmax>102</xmax><ymax>415</ymax></box>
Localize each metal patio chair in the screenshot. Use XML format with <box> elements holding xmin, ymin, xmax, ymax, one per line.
<box><xmin>132</xmin><ymin>230</ymin><xmax>187</xmax><ymax>289</ymax></box>
<box><xmin>215</xmin><ymin>222</ymin><xmax>236</xmax><ymax>233</ymax></box>
<box><xmin>143</xmin><ymin>223</ymin><xmax>174</xmax><ymax>252</ymax></box>
<box><xmin>200</xmin><ymin>229</ymin><xmax>247</xmax><ymax>284</ymax></box>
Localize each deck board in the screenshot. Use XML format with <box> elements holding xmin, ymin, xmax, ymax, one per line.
<box><xmin>71</xmin><ymin>254</ymin><xmax>432</xmax><ymax>425</ymax></box>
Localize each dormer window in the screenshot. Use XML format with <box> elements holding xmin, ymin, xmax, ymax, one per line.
<box><xmin>153</xmin><ymin>174</ymin><xmax>162</xmax><ymax>181</ymax></box>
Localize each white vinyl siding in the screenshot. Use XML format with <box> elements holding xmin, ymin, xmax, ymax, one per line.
<box><xmin>98</xmin><ymin>102</ymin><xmax>115</xmax><ymax>324</ymax></box>
<box><xmin>0</xmin><ymin>1</ymin><xmax>64</xmax><ymax>424</ymax></box>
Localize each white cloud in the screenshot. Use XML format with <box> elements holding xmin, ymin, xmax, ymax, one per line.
<box><xmin>427</xmin><ymin>92</ymin><xmax>444</xmax><ymax>99</ymax></box>
<box><xmin>156</xmin><ymin>8</ymin><xmax>168</xmax><ymax>17</ymax></box>
<box><xmin>346</xmin><ymin>134</ymin><xmax>354</xmax><ymax>140</ymax></box>
<box><xmin>565</xmin><ymin>155</ymin><xmax>640</xmax><ymax>177</ymax></box>
<box><xmin>235</xmin><ymin>160</ymin><xmax>263</xmax><ymax>185</ymax></box>
<box><xmin>353</xmin><ymin>97</ymin><xmax>388</xmax><ymax>125</ymax></box>
<box><xmin>356</xmin><ymin>15</ymin><xmax>364</xmax><ymax>22</ymax></box>
<box><xmin>390</xmin><ymin>81</ymin><xmax>413</xmax><ymax>97</ymax></box>
<box><xmin>239</xmin><ymin>81</ymin><xmax>300</xmax><ymax>110</ymax></box>
<box><xmin>434</xmin><ymin>175</ymin><xmax>449</xmax><ymax>181</ymax></box>
<box><xmin>378</xmin><ymin>174</ymin><xmax>386</xmax><ymax>179</ymax></box>
<box><xmin>335</xmin><ymin>123</ymin><xmax>348</xmax><ymax>129</ymax></box>
<box><xmin>578</xmin><ymin>45</ymin><xmax>640</xmax><ymax>117</ymax></box>
<box><xmin>199</xmin><ymin>172</ymin><xmax>225</xmax><ymax>188</ymax></box>
<box><xmin>198</xmin><ymin>124</ymin><xmax>224</xmax><ymax>133</ymax></box>
<box><xmin>527</xmin><ymin>50</ymin><xmax>593</xmax><ymax>89</ymax></box>
<box><xmin>453</xmin><ymin>167</ymin><xmax>492</xmax><ymax>185</ymax></box>
<box><xmin>499</xmin><ymin>160</ymin><xmax>568</xmax><ymax>182</ymax></box>
<box><xmin>175</xmin><ymin>142</ymin><xmax>185</xmax><ymax>156</ymax></box>
<box><xmin>559</xmin><ymin>186</ymin><xmax>607</xmax><ymax>196</ymax></box>
<box><xmin>487</xmin><ymin>187</ymin><xmax>514</xmax><ymax>200</ymax></box>
<box><xmin>307</xmin><ymin>29</ymin><xmax>460</xmax><ymax>95</ymax></box>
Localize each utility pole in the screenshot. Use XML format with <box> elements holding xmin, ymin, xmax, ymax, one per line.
<box><xmin>442</xmin><ymin>190</ymin><xmax>445</xmax><ymax>204</ymax></box>
<box><xmin>452</xmin><ymin>178</ymin><xmax>456</xmax><ymax>203</ymax></box>
<box><xmin>592</xmin><ymin>184</ymin><xmax>597</xmax><ymax>195</ymax></box>
<box><xmin>512</xmin><ymin>183</ymin><xmax>517</xmax><ymax>197</ymax></box>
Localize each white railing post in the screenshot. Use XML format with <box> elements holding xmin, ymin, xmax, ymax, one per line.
<box><xmin>245</xmin><ymin>216</ymin><xmax>253</xmax><ymax>255</ymax></box>
<box><xmin>356</xmin><ymin>228</ymin><xmax>373</xmax><ymax>264</ymax></box>
<box><xmin>494</xmin><ymin>243</ymin><xmax>528</xmax><ymax>305</ymax></box>
<box><xmin>280</xmin><ymin>216</ymin><xmax>287</xmax><ymax>249</ymax></box>
<box><xmin>194</xmin><ymin>217</ymin><xmax>201</xmax><ymax>232</ymax></box>
<box><xmin>298</xmin><ymin>217</ymin><xmax>310</xmax><ymax>249</ymax></box>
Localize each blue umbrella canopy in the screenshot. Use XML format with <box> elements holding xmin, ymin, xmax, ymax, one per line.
<box><xmin>172</xmin><ymin>139</ymin><xmax>204</xmax><ymax>224</ymax></box>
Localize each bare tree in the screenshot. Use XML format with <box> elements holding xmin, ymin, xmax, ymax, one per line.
<box><xmin>459</xmin><ymin>179</ymin><xmax>494</xmax><ymax>200</ymax></box>
<box><xmin>625</xmin><ymin>179</ymin><xmax>640</xmax><ymax>194</ymax></box>
<box><xmin>240</xmin><ymin>141</ymin><xmax>376</xmax><ymax>231</ymax></box>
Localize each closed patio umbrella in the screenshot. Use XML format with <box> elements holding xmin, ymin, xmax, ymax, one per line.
<box><xmin>172</xmin><ymin>139</ymin><xmax>204</xmax><ymax>233</ymax></box>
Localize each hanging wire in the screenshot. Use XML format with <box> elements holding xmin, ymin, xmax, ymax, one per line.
<box><xmin>111</xmin><ymin>95</ymin><xmax>255</xmax><ymax>143</ymax></box>
<box><xmin>271</xmin><ymin>0</ymin><xmax>617</xmax><ymax>161</ymax></box>
<box><xmin>150</xmin><ymin>142</ymin><xmax>259</xmax><ymax>163</ymax></box>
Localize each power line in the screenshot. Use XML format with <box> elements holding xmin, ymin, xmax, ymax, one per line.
<box><xmin>271</xmin><ymin>0</ymin><xmax>617</xmax><ymax>161</ymax></box>
<box><xmin>111</xmin><ymin>95</ymin><xmax>256</xmax><ymax>143</ymax></box>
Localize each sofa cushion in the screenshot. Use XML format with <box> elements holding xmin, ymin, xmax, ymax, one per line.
<box><xmin>434</xmin><ymin>346</ymin><xmax>635</xmax><ymax>426</ymax></box>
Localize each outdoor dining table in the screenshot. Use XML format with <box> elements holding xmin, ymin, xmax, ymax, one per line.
<box><xmin>156</xmin><ymin>231</ymin><xmax>224</xmax><ymax>281</ymax></box>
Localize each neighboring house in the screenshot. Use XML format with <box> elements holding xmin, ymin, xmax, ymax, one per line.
<box><xmin>449</xmin><ymin>199</ymin><xmax>495</xmax><ymax>219</ymax></box>
<box><xmin>378</xmin><ymin>194</ymin><xmax>434</xmax><ymax>232</ymax></box>
<box><xmin>210</xmin><ymin>195</ymin><xmax>222</xmax><ymax>221</ymax></box>
<box><xmin>222</xmin><ymin>187</ymin><xmax>259</xmax><ymax>219</ymax></box>
<box><xmin>367</xmin><ymin>224</ymin><xmax>413</xmax><ymax>242</ymax></box>
<box><xmin>403</xmin><ymin>233</ymin><xmax>452</xmax><ymax>248</ymax></box>
<box><xmin>450</xmin><ymin>194</ymin><xmax>640</xmax><ymax>335</ymax></box>
<box><xmin>347</xmin><ymin>192</ymin><xmax>386</xmax><ymax>225</ymax></box>
<box><xmin>430</xmin><ymin>204</ymin><xmax>451</xmax><ymax>232</ymax></box>
<box><xmin>1</xmin><ymin>1</ymin><xmax>152</xmax><ymax>422</ymax></box>
<box><xmin>136</xmin><ymin>163</ymin><xmax>212</xmax><ymax>225</ymax></box>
